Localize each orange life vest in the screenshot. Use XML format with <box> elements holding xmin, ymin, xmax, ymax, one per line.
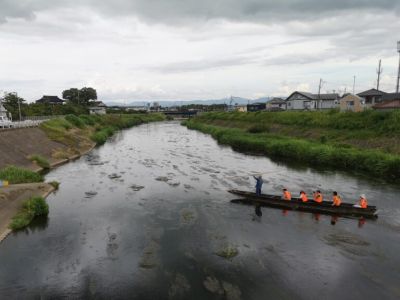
<box><xmin>359</xmin><ymin>197</ymin><xmax>368</xmax><ymax>209</ymax></box>
<box><xmin>313</xmin><ymin>192</ymin><xmax>323</xmax><ymax>203</ymax></box>
<box><xmin>300</xmin><ymin>192</ymin><xmax>308</xmax><ymax>202</ymax></box>
<box><xmin>333</xmin><ymin>195</ymin><xmax>341</xmax><ymax>206</ymax></box>
<box><xmin>283</xmin><ymin>191</ymin><xmax>291</xmax><ymax>201</ymax></box>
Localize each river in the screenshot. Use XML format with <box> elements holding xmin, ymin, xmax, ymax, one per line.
<box><xmin>0</xmin><ymin>121</ymin><xmax>399</xmax><ymax>299</ymax></box>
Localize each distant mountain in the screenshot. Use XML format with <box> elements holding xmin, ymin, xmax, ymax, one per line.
<box><xmin>104</xmin><ymin>96</ymin><xmax>276</xmax><ymax>107</ymax></box>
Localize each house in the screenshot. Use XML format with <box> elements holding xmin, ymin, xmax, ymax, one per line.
<box><xmin>89</xmin><ymin>101</ymin><xmax>107</xmax><ymax>115</ymax></box>
<box><xmin>0</xmin><ymin>102</ymin><xmax>10</xmax><ymax>119</ymax></box>
<box><xmin>266</xmin><ymin>98</ymin><xmax>286</xmax><ymax>111</ymax></box>
<box><xmin>234</xmin><ymin>105</ymin><xmax>247</xmax><ymax>112</ymax></box>
<box><xmin>356</xmin><ymin>89</ymin><xmax>386</xmax><ymax>108</ymax></box>
<box><xmin>373</xmin><ymin>93</ymin><xmax>400</xmax><ymax>111</ymax></box>
<box><xmin>373</xmin><ymin>99</ymin><xmax>400</xmax><ymax>111</ymax></box>
<box><xmin>382</xmin><ymin>92</ymin><xmax>400</xmax><ymax>102</ymax></box>
<box><xmin>36</xmin><ymin>95</ymin><xmax>65</xmax><ymax>105</ymax></box>
<box><xmin>285</xmin><ymin>91</ymin><xmax>339</xmax><ymax>110</ymax></box>
<box><xmin>247</xmin><ymin>103</ymin><xmax>266</xmax><ymax>112</ymax></box>
<box><xmin>339</xmin><ymin>94</ymin><xmax>365</xmax><ymax>112</ymax></box>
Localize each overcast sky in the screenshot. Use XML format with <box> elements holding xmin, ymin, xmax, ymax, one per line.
<box><xmin>1</xmin><ymin>0</ymin><xmax>400</xmax><ymax>102</ymax></box>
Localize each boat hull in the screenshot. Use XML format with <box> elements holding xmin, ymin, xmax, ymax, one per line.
<box><xmin>229</xmin><ymin>190</ymin><xmax>378</xmax><ymax>219</ymax></box>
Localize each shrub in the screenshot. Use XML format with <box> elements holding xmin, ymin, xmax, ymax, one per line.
<box><xmin>65</xmin><ymin>114</ymin><xmax>86</xmax><ymax>128</ymax></box>
<box><xmin>28</xmin><ymin>154</ymin><xmax>50</xmax><ymax>169</ymax></box>
<box><xmin>49</xmin><ymin>181</ymin><xmax>60</xmax><ymax>190</ymax></box>
<box><xmin>0</xmin><ymin>166</ymin><xmax>43</xmax><ymax>184</ymax></box>
<box><xmin>9</xmin><ymin>197</ymin><xmax>49</xmax><ymax>230</ymax></box>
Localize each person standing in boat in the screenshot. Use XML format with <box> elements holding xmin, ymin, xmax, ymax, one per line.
<box><xmin>253</xmin><ymin>175</ymin><xmax>263</xmax><ymax>196</ymax></box>
<box><xmin>354</xmin><ymin>194</ymin><xmax>368</xmax><ymax>208</ymax></box>
<box><xmin>332</xmin><ymin>191</ymin><xmax>342</xmax><ymax>206</ymax></box>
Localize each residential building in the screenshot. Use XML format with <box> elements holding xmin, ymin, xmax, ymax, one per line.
<box><xmin>89</xmin><ymin>101</ymin><xmax>107</xmax><ymax>115</ymax></box>
<box><xmin>339</xmin><ymin>94</ymin><xmax>365</xmax><ymax>112</ymax></box>
<box><xmin>285</xmin><ymin>91</ymin><xmax>339</xmax><ymax>110</ymax></box>
<box><xmin>247</xmin><ymin>103</ymin><xmax>266</xmax><ymax>112</ymax></box>
<box><xmin>0</xmin><ymin>102</ymin><xmax>10</xmax><ymax>119</ymax></box>
<box><xmin>373</xmin><ymin>93</ymin><xmax>400</xmax><ymax>111</ymax></box>
<box><xmin>356</xmin><ymin>89</ymin><xmax>385</xmax><ymax>108</ymax></box>
<box><xmin>36</xmin><ymin>95</ymin><xmax>65</xmax><ymax>105</ymax></box>
<box><xmin>234</xmin><ymin>105</ymin><xmax>247</xmax><ymax>112</ymax></box>
<box><xmin>266</xmin><ymin>98</ymin><xmax>286</xmax><ymax>111</ymax></box>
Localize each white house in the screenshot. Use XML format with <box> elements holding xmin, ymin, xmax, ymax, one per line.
<box><xmin>89</xmin><ymin>101</ymin><xmax>107</xmax><ymax>115</ymax></box>
<box><xmin>285</xmin><ymin>91</ymin><xmax>339</xmax><ymax>111</ymax></box>
<box><xmin>266</xmin><ymin>98</ymin><xmax>286</xmax><ymax>111</ymax></box>
<box><xmin>0</xmin><ymin>102</ymin><xmax>10</xmax><ymax>120</ymax></box>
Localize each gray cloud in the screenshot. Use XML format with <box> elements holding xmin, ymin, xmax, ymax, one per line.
<box><xmin>1</xmin><ymin>0</ymin><xmax>399</xmax><ymax>24</ymax></box>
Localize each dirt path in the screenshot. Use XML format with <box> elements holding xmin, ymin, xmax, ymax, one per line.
<box><xmin>0</xmin><ymin>183</ymin><xmax>55</xmax><ymax>242</ymax></box>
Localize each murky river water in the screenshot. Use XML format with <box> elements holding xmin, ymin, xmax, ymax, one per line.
<box><xmin>1</xmin><ymin>121</ymin><xmax>400</xmax><ymax>299</ymax></box>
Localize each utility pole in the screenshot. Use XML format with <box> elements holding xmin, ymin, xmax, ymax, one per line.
<box><xmin>397</xmin><ymin>41</ymin><xmax>400</xmax><ymax>93</ymax></box>
<box><xmin>376</xmin><ymin>59</ymin><xmax>383</xmax><ymax>90</ymax></box>
<box><xmin>12</xmin><ymin>92</ymin><xmax>22</xmax><ymax>121</ymax></box>
<box><xmin>353</xmin><ymin>76</ymin><xmax>356</xmax><ymax>94</ymax></box>
<box><xmin>317</xmin><ymin>78</ymin><xmax>323</xmax><ymax>110</ymax></box>
<box><xmin>77</xmin><ymin>89</ymin><xmax>80</xmax><ymax>105</ymax></box>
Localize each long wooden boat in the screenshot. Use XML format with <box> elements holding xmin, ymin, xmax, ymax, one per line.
<box><xmin>229</xmin><ymin>190</ymin><xmax>378</xmax><ymax>219</ymax></box>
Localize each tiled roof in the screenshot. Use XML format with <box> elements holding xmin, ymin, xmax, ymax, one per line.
<box><xmin>357</xmin><ymin>89</ymin><xmax>386</xmax><ymax>97</ymax></box>
<box><xmin>286</xmin><ymin>91</ymin><xmax>339</xmax><ymax>101</ymax></box>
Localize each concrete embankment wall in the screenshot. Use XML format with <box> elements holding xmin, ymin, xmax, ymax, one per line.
<box><xmin>0</xmin><ymin>128</ymin><xmax>68</xmax><ymax>170</ymax></box>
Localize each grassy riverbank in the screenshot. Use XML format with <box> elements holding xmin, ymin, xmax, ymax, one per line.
<box><xmin>0</xmin><ymin>113</ymin><xmax>165</xmax><ymax>237</ymax></box>
<box><xmin>183</xmin><ymin>111</ymin><xmax>400</xmax><ymax>180</ymax></box>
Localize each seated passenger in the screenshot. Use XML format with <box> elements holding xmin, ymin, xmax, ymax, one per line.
<box><xmin>313</xmin><ymin>190</ymin><xmax>323</xmax><ymax>203</ymax></box>
<box><xmin>332</xmin><ymin>191</ymin><xmax>342</xmax><ymax>207</ymax></box>
<box><xmin>300</xmin><ymin>191</ymin><xmax>308</xmax><ymax>202</ymax></box>
<box><xmin>354</xmin><ymin>194</ymin><xmax>368</xmax><ymax>209</ymax></box>
<box><xmin>282</xmin><ymin>188</ymin><xmax>291</xmax><ymax>201</ymax></box>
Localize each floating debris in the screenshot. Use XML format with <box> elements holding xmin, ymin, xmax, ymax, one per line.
<box><xmin>216</xmin><ymin>245</ymin><xmax>239</xmax><ymax>259</ymax></box>
<box><xmin>85</xmin><ymin>191</ymin><xmax>98</xmax><ymax>198</ymax></box>
<box><xmin>155</xmin><ymin>176</ymin><xmax>170</xmax><ymax>182</ymax></box>
<box><xmin>129</xmin><ymin>184</ymin><xmax>145</xmax><ymax>191</ymax></box>
<box><xmin>108</xmin><ymin>173</ymin><xmax>122</xmax><ymax>179</ymax></box>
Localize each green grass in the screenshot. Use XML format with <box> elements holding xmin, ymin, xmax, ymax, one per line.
<box><xmin>65</xmin><ymin>114</ymin><xmax>86</xmax><ymax>128</ymax></box>
<box><xmin>194</xmin><ymin>109</ymin><xmax>400</xmax><ymax>133</ymax></box>
<box><xmin>0</xmin><ymin>166</ymin><xmax>43</xmax><ymax>184</ymax></box>
<box><xmin>9</xmin><ymin>197</ymin><xmax>49</xmax><ymax>230</ymax></box>
<box><xmin>184</xmin><ymin>120</ymin><xmax>400</xmax><ymax>180</ymax></box>
<box><xmin>28</xmin><ymin>154</ymin><xmax>50</xmax><ymax>169</ymax></box>
<box><xmin>41</xmin><ymin>113</ymin><xmax>166</xmax><ymax>147</ymax></box>
<box><xmin>91</xmin><ymin>126</ymin><xmax>117</xmax><ymax>144</ymax></box>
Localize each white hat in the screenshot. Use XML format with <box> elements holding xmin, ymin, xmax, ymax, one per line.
<box><xmin>360</xmin><ymin>194</ymin><xmax>366</xmax><ymax>198</ymax></box>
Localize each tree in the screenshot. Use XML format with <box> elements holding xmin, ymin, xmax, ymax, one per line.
<box><xmin>3</xmin><ymin>93</ymin><xmax>26</xmax><ymax>120</ymax></box>
<box><xmin>62</xmin><ymin>87</ymin><xmax>97</xmax><ymax>106</ymax></box>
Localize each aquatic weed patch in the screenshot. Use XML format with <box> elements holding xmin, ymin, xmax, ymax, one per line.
<box><xmin>9</xmin><ymin>196</ymin><xmax>49</xmax><ymax>230</ymax></box>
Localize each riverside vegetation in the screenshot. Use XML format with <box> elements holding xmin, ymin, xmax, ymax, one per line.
<box><xmin>1</xmin><ymin>113</ymin><xmax>165</xmax><ymax>231</ymax></box>
<box><xmin>183</xmin><ymin>110</ymin><xmax>400</xmax><ymax>180</ymax></box>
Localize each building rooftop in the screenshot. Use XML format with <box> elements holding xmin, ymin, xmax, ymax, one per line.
<box><xmin>36</xmin><ymin>95</ymin><xmax>65</xmax><ymax>104</ymax></box>
<box><xmin>357</xmin><ymin>89</ymin><xmax>386</xmax><ymax>97</ymax></box>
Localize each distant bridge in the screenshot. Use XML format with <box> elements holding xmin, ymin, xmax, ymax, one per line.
<box><xmin>162</xmin><ymin>111</ymin><xmax>199</xmax><ymax>119</ymax></box>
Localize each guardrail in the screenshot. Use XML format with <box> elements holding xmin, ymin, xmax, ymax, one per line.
<box><xmin>0</xmin><ymin>115</ymin><xmax>63</xmax><ymax>130</ymax></box>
